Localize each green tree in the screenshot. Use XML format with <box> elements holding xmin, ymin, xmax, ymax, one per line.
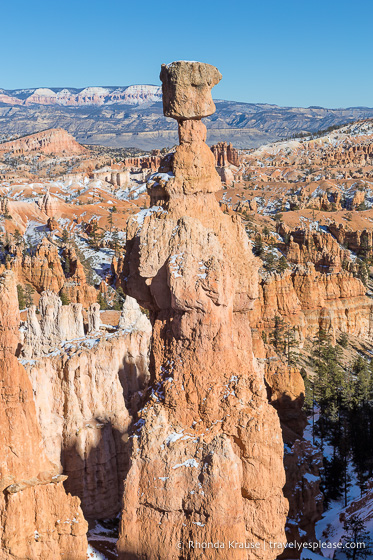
<box><xmin>108</xmin><ymin>210</ymin><xmax>113</xmax><ymax>232</ymax></box>
<box><xmin>97</xmin><ymin>291</ymin><xmax>108</xmax><ymax>310</ymax></box>
<box><xmin>60</xmin><ymin>291</ymin><xmax>70</xmax><ymax>305</ymax></box>
<box><xmin>14</xmin><ymin>229</ymin><xmax>22</xmax><ymax>244</ymax></box>
<box><xmin>64</xmin><ymin>256</ymin><xmax>71</xmax><ymax>277</ymax></box>
<box><xmin>270</xmin><ymin>315</ymin><xmax>287</xmax><ymax>353</ymax></box>
<box><xmin>62</xmin><ymin>229</ymin><xmax>69</xmax><ymax>243</ymax></box>
<box><xmin>24</xmin><ymin>284</ymin><xmax>35</xmax><ymax>308</ymax></box>
<box><xmin>17</xmin><ymin>285</ymin><xmax>26</xmax><ymax>310</ymax></box>
<box><xmin>357</xmin><ymin>259</ymin><xmax>369</xmax><ymax>286</ymax></box>
<box><xmin>263</xmin><ymin>251</ymin><xmax>277</xmax><ymax>272</ymax></box>
<box><xmin>277</xmin><ymin>255</ymin><xmax>288</xmax><ymax>273</ymax></box>
<box><xmin>253</xmin><ymin>234</ymin><xmax>264</xmax><ymax>257</ymax></box>
<box><xmin>339</xmin><ymin>332</ymin><xmax>349</xmax><ymax>348</ymax></box>
<box><xmin>285</xmin><ymin>326</ymin><xmax>298</xmax><ymax>365</ymax></box>
<box><xmin>112</xmin><ymin>229</ymin><xmax>120</xmax><ymax>256</ymax></box>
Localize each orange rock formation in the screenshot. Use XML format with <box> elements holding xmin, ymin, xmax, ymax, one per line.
<box><xmin>21</xmin><ymin>295</ymin><xmax>152</xmax><ymax>520</ymax></box>
<box><xmin>117</xmin><ymin>61</ymin><xmax>287</xmax><ymax>560</ymax></box>
<box><xmin>211</xmin><ymin>141</ymin><xmax>240</xmax><ymax>167</ymax></box>
<box><xmin>0</xmin><ymin>271</ymin><xmax>88</xmax><ymax>559</ymax></box>
<box><xmin>1</xmin><ymin>238</ymin><xmax>97</xmax><ymax>307</ymax></box>
<box><xmin>0</xmin><ymin>128</ymin><xmax>87</xmax><ymax>156</ymax></box>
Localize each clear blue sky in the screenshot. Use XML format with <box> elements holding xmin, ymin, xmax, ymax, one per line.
<box><xmin>2</xmin><ymin>0</ymin><xmax>372</xmax><ymax>108</ymax></box>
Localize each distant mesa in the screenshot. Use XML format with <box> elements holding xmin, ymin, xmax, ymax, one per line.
<box><xmin>2</xmin><ymin>85</ymin><xmax>373</xmax><ymax>151</ymax></box>
<box><xmin>0</xmin><ymin>85</ymin><xmax>162</xmax><ymax>107</ymax></box>
<box><xmin>0</xmin><ymin>128</ymin><xmax>87</xmax><ymax>156</ymax></box>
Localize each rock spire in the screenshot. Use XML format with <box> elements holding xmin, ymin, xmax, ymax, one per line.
<box><xmin>117</xmin><ymin>61</ymin><xmax>287</xmax><ymax>560</ymax></box>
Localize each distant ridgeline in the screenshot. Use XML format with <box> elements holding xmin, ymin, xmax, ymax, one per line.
<box><xmin>1</xmin><ymin>85</ymin><xmax>373</xmax><ymax>149</ymax></box>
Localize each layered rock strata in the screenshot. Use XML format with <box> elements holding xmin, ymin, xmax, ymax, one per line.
<box><xmin>0</xmin><ymin>271</ymin><xmax>88</xmax><ymax>559</ymax></box>
<box><xmin>21</xmin><ymin>291</ymin><xmax>86</xmax><ymax>358</ymax></box>
<box><xmin>250</xmin><ymin>267</ymin><xmax>372</xmax><ymax>347</ymax></box>
<box><xmin>211</xmin><ymin>141</ymin><xmax>240</xmax><ymax>167</ymax></box>
<box><xmin>1</xmin><ymin>238</ymin><xmax>97</xmax><ymax>307</ymax></box>
<box><xmin>0</xmin><ymin>128</ymin><xmax>87</xmax><ymax>156</ymax></box>
<box><xmin>21</xmin><ymin>296</ymin><xmax>151</xmax><ymax>519</ymax></box>
<box><xmin>117</xmin><ymin>61</ymin><xmax>287</xmax><ymax>560</ymax></box>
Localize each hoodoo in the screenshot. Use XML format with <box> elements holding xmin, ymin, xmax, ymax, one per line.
<box><xmin>0</xmin><ymin>271</ymin><xmax>88</xmax><ymax>559</ymax></box>
<box><xmin>117</xmin><ymin>61</ymin><xmax>287</xmax><ymax>559</ymax></box>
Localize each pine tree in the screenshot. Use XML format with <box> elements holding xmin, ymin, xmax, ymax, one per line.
<box><xmin>342</xmin><ymin>514</ymin><xmax>371</xmax><ymax>559</ymax></box>
<box><xmin>357</xmin><ymin>258</ymin><xmax>369</xmax><ymax>286</ymax></box>
<box><xmin>24</xmin><ymin>284</ymin><xmax>34</xmax><ymax>308</ymax></box>
<box><xmin>277</xmin><ymin>255</ymin><xmax>288</xmax><ymax>272</ymax></box>
<box><xmin>97</xmin><ymin>291</ymin><xmax>108</xmax><ymax>310</ymax></box>
<box><xmin>353</xmin><ymin>357</ymin><xmax>372</xmax><ymax>406</ymax></box>
<box><xmin>112</xmin><ymin>229</ymin><xmax>120</xmax><ymax>257</ymax></box>
<box><xmin>339</xmin><ymin>332</ymin><xmax>349</xmax><ymax>348</ymax></box>
<box><xmin>108</xmin><ymin>210</ymin><xmax>113</xmax><ymax>233</ymax></box>
<box><xmin>17</xmin><ymin>285</ymin><xmax>26</xmax><ymax>310</ymax></box>
<box><xmin>60</xmin><ymin>291</ymin><xmax>70</xmax><ymax>305</ymax></box>
<box><xmin>270</xmin><ymin>315</ymin><xmax>287</xmax><ymax>353</ymax></box>
<box><xmin>64</xmin><ymin>256</ymin><xmax>71</xmax><ymax>277</ymax></box>
<box><xmin>312</xmin><ymin>327</ymin><xmax>344</xmax><ymax>449</ymax></box>
<box><xmin>285</xmin><ymin>326</ymin><xmax>298</xmax><ymax>365</ymax></box>
<box><xmin>253</xmin><ymin>235</ymin><xmax>264</xmax><ymax>257</ymax></box>
<box><xmin>14</xmin><ymin>229</ymin><xmax>22</xmax><ymax>244</ymax></box>
<box><xmin>263</xmin><ymin>251</ymin><xmax>277</xmax><ymax>272</ymax></box>
<box><xmin>62</xmin><ymin>229</ymin><xmax>69</xmax><ymax>243</ymax></box>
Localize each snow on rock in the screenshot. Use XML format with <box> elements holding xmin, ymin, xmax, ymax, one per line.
<box><xmin>172</xmin><ymin>459</ymin><xmax>199</xmax><ymax>469</ymax></box>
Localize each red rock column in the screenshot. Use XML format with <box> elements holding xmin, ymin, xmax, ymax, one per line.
<box><xmin>0</xmin><ymin>271</ymin><xmax>88</xmax><ymax>560</ymax></box>
<box><xmin>118</xmin><ymin>61</ymin><xmax>287</xmax><ymax>560</ymax></box>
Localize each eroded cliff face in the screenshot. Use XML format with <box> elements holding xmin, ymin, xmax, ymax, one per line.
<box><xmin>0</xmin><ymin>128</ymin><xmax>87</xmax><ymax>156</ymax></box>
<box><xmin>250</xmin><ymin>266</ymin><xmax>372</xmax><ymax>348</ymax></box>
<box><xmin>1</xmin><ymin>237</ymin><xmax>97</xmax><ymax>307</ymax></box>
<box><xmin>20</xmin><ymin>293</ymin><xmax>151</xmax><ymax>520</ymax></box>
<box><xmin>0</xmin><ymin>271</ymin><xmax>88</xmax><ymax>560</ymax></box>
<box><xmin>117</xmin><ymin>61</ymin><xmax>287</xmax><ymax>560</ymax></box>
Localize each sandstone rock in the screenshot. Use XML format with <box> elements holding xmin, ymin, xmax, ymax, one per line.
<box><xmin>0</xmin><ymin>271</ymin><xmax>88</xmax><ymax>559</ymax></box>
<box><xmin>38</xmin><ymin>190</ymin><xmax>60</xmax><ymax>217</ymax></box>
<box><xmin>0</xmin><ymin>128</ymin><xmax>87</xmax><ymax>156</ymax></box>
<box><xmin>87</xmin><ymin>302</ymin><xmax>101</xmax><ymax>333</ymax></box>
<box><xmin>217</xmin><ymin>166</ymin><xmax>235</xmax><ymax>186</ymax></box>
<box><xmin>160</xmin><ymin>61</ymin><xmax>222</xmax><ymax>120</ymax></box>
<box><xmin>211</xmin><ymin>141</ymin><xmax>240</xmax><ymax>167</ymax></box>
<box><xmin>24</xmin><ymin>309</ymin><xmax>152</xmax><ymax>519</ymax></box>
<box><xmin>118</xmin><ymin>61</ymin><xmax>287</xmax><ymax>560</ymax></box>
<box><xmin>277</xmin><ymin>223</ymin><xmax>348</xmax><ymax>273</ymax></box>
<box><xmin>7</xmin><ymin>238</ymin><xmax>97</xmax><ymax>307</ymax></box>
<box><xmin>124</xmin><ymin>155</ymin><xmax>161</xmax><ymax>172</ymax></box>
<box><xmin>61</xmin><ymin>246</ymin><xmax>97</xmax><ymax>307</ymax></box>
<box><xmin>12</xmin><ymin>237</ymin><xmax>66</xmax><ymax>293</ymax></box>
<box><xmin>118</xmin><ymin>296</ymin><xmax>152</xmax><ymax>333</ymax></box>
<box><xmin>22</xmin><ymin>291</ymin><xmax>85</xmax><ymax>357</ymax></box>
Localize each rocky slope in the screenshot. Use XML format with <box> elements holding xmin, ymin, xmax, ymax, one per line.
<box><xmin>0</xmin><ymin>271</ymin><xmax>88</xmax><ymax>560</ymax></box>
<box><xmin>117</xmin><ymin>61</ymin><xmax>287</xmax><ymax>560</ymax></box>
<box><xmin>0</xmin><ymin>128</ymin><xmax>87</xmax><ymax>156</ymax></box>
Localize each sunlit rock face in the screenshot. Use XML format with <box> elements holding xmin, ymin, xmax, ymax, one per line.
<box><xmin>0</xmin><ymin>271</ymin><xmax>88</xmax><ymax>560</ymax></box>
<box><xmin>160</xmin><ymin>60</ymin><xmax>221</xmax><ymax>120</ymax></box>
<box><xmin>117</xmin><ymin>61</ymin><xmax>287</xmax><ymax>560</ymax></box>
<box><xmin>21</xmin><ymin>296</ymin><xmax>151</xmax><ymax>520</ymax></box>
